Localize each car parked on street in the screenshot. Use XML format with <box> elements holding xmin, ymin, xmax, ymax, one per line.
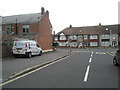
<box><xmin>12</xmin><ymin>40</ymin><xmax>42</xmax><ymax>58</ymax></box>
<box><xmin>113</xmin><ymin>49</ymin><xmax>120</xmax><ymax>66</ymax></box>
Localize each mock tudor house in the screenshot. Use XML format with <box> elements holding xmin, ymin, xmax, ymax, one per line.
<box><xmin>2</xmin><ymin>7</ymin><xmax>53</xmax><ymax>50</ymax></box>
<box><xmin>55</xmin><ymin>24</ymin><xmax>119</xmax><ymax>48</ymax></box>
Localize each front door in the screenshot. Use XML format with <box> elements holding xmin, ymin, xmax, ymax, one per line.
<box><xmin>112</xmin><ymin>41</ymin><xmax>117</xmax><ymax>48</ymax></box>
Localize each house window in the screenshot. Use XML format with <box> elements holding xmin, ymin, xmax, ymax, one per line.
<box><xmin>59</xmin><ymin>35</ymin><xmax>66</xmax><ymax>40</ymax></box>
<box><xmin>101</xmin><ymin>41</ymin><xmax>110</xmax><ymax>46</ymax></box>
<box><xmin>59</xmin><ymin>42</ymin><xmax>66</xmax><ymax>46</ymax></box>
<box><xmin>59</xmin><ymin>33</ymin><xmax>66</xmax><ymax>40</ymax></box>
<box><xmin>55</xmin><ymin>37</ymin><xmax>58</xmax><ymax>41</ymax></box>
<box><xmin>70</xmin><ymin>35</ymin><xmax>77</xmax><ymax>40</ymax></box>
<box><xmin>112</xmin><ymin>34</ymin><xmax>116</xmax><ymax>40</ymax></box>
<box><xmin>101</xmin><ymin>34</ymin><xmax>110</xmax><ymax>39</ymax></box>
<box><xmin>22</xmin><ymin>25</ymin><xmax>30</xmax><ymax>33</ymax></box>
<box><xmin>70</xmin><ymin>42</ymin><xmax>77</xmax><ymax>47</ymax></box>
<box><xmin>90</xmin><ymin>42</ymin><xmax>98</xmax><ymax>46</ymax></box>
<box><xmin>90</xmin><ymin>35</ymin><xmax>98</xmax><ymax>39</ymax></box>
<box><xmin>84</xmin><ymin>35</ymin><xmax>88</xmax><ymax>39</ymax></box>
<box><xmin>6</xmin><ymin>25</ymin><xmax>11</xmax><ymax>34</ymax></box>
<box><xmin>78</xmin><ymin>35</ymin><xmax>83</xmax><ymax>41</ymax></box>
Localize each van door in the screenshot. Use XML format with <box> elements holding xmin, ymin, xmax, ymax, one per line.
<box><xmin>30</xmin><ymin>42</ymin><xmax>37</xmax><ymax>55</ymax></box>
<box><xmin>36</xmin><ymin>44</ymin><xmax>41</xmax><ymax>54</ymax></box>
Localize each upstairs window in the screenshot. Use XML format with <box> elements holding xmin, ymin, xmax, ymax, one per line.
<box><xmin>69</xmin><ymin>35</ymin><xmax>77</xmax><ymax>40</ymax></box>
<box><xmin>55</xmin><ymin>37</ymin><xmax>58</xmax><ymax>41</ymax></box>
<box><xmin>22</xmin><ymin>25</ymin><xmax>30</xmax><ymax>33</ymax></box>
<box><xmin>84</xmin><ymin>35</ymin><xmax>88</xmax><ymax>39</ymax></box>
<box><xmin>101</xmin><ymin>34</ymin><xmax>110</xmax><ymax>39</ymax></box>
<box><xmin>59</xmin><ymin>33</ymin><xmax>66</xmax><ymax>40</ymax></box>
<box><xmin>90</xmin><ymin>35</ymin><xmax>98</xmax><ymax>39</ymax></box>
<box><xmin>6</xmin><ymin>25</ymin><xmax>11</xmax><ymax>34</ymax></box>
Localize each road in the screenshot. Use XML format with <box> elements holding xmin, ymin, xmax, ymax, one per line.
<box><xmin>2</xmin><ymin>49</ymin><xmax>119</xmax><ymax>88</ymax></box>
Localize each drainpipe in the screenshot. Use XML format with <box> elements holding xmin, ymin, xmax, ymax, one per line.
<box><xmin>15</xmin><ymin>19</ymin><xmax>18</xmax><ymax>34</ymax></box>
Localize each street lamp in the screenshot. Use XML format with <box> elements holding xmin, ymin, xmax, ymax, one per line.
<box><xmin>106</xmin><ymin>27</ymin><xmax>112</xmax><ymax>47</ymax></box>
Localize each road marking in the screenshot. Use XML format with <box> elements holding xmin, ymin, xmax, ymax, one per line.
<box><xmin>91</xmin><ymin>52</ymin><xmax>93</xmax><ymax>57</ymax></box>
<box><xmin>89</xmin><ymin>58</ymin><xmax>92</xmax><ymax>63</ymax></box>
<box><xmin>95</xmin><ymin>52</ymin><xmax>105</xmax><ymax>54</ymax></box>
<box><xmin>84</xmin><ymin>65</ymin><xmax>90</xmax><ymax>82</ymax></box>
<box><xmin>91</xmin><ymin>54</ymin><xmax>93</xmax><ymax>57</ymax></box>
<box><xmin>0</xmin><ymin>52</ymin><xmax>78</xmax><ymax>87</ymax></box>
<box><xmin>106</xmin><ymin>52</ymin><xmax>115</xmax><ymax>57</ymax></box>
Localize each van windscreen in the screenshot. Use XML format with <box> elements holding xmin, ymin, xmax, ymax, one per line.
<box><xmin>14</xmin><ymin>42</ymin><xmax>25</xmax><ymax>47</ymax></box>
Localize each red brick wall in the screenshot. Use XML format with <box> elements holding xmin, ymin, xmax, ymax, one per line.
<box><xmin>37</xmin><ymin>12</ymin><xmax>53</xmax><ymax>50</ymax></box>
<box><xmin>30</xmin><ymin>23</ymin><xmax>39</xmax><ymax>33</ymax></box>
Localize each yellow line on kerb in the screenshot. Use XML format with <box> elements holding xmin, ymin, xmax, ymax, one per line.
<box><xmin>106</xmin><ymin>52</ymin><xmax>115</xmax><ymax>57</ymax></box>
<box><xmin>0</xmin><ymin>52</ymin><xmax>78</xmax><ymax>87</ymax></box>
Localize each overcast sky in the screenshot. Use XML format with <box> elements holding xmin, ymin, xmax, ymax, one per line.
<box><xmin>0</xmin><ymin>0</ymin><xmax>119</xmax><ymax>33</ymax></box>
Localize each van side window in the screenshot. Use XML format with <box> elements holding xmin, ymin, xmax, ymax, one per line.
<box><xmin>30</xmin><ymin>43</ymin><xmax>35</xmax><ymax>47</ymax></box>
<box><xmin>36</xmin><ymin>44</ymin><xmax>40</xmax><ymax>47</ymax></box>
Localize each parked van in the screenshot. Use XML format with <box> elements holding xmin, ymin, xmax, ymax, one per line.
<box><xmin>12</xmin><ymin>40</ymin><xmax>42</xmax><ymax>58</ymax></box>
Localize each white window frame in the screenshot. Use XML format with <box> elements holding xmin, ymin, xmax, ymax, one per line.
<box><xmin>59</xmin><ymin>42</ymin><xmax>66</xmax><ymax>46</ymax></box>
<box><xmin>22</xmin><ymin>25</ymin><xmax>30</xmax><ymax>33</ymax></box>
<box><xmin>70</xmin><ymin>35</ymin><xmax>77</xmax><ymax>40</ymax></box>
<box><xmin>55</xmin><ymin>37</ymin><xmax>58</xmax><ymax>41</ymax></box>
<box><xmin>84</xmin><ymin>35</ymin><xmax>88</xmax><ymax>39</ymax></box>
<box><xmin>90</xmin><ymin>35</ymin><xmax>98</xmax><ymax>39</ymax></box>
<box><xmin>90</xmin><ymin>42</ymin><xmax>98</xmax><ymax>46</ymax></box>
<box><xmin>6</xmin><ymin>25</ymin><xmax>11</xmax><ymax>33</ymax></box>
<box><xmin>70</xmin><ymin>42</ymin><xmax>77</xmax><ymax>47</ymax></box>
<box><xmin>59</xmin><ymin>33</ymin><xmax>66</xmax><ymax>40</ymax></box>
<box><xmin>101</xmin><ymin>34</ymin><xmax>110</xmax><ymax>39</ymax></box>
<box><xmin>101</xmin><ymin>41</ymin><xmax>110</xmax><ymax>46</ymax></box>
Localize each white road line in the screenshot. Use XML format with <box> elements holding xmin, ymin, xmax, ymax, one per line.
<box><xmin>91</xmin><ymin>52</ymin><xmax>93</xmax><ymax>57</ymax></box>
<box><xmin>89</xmin><ymin>58</ymin><xmax>92</xmax><ymax>63</ymax></box>
<box><xmin>91</xmin><ymin>54</ymin><xmax>93</xmax><ymax>57</ymax></box>
<box><xmin>84</xmin><ymin>65</ymin><xmax>90</xmax><ymax>82</ymax></box>
<box><xmin>95</xmin><ymin>52</ymin><xmax>105</xmax><ymax>54</ymax></box>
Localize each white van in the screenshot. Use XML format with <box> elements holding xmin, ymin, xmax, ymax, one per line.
<box><xmin>12</xmin><ymin>40</ymin><xmax>42</xmax><ymax>58</ymax></box>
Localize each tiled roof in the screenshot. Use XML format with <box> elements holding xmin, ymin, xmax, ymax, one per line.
<box><xmin>57</xmin><ymin>24</ymin><xmax>118</xmax><ymax>35</ymax></box>
<box><xmin>2</xmin><ymin>13</ymin><xmax>42</xmax><ymax>24</ymax></box>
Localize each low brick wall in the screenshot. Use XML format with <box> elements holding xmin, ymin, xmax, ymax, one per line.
<box><xmin>2</xmin><ymin>44</ymin><xmax>12</xmax><ymax>57</ymax></box>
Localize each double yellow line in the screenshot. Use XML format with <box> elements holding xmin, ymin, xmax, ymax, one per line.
<box><xmin>106</xmin><ymin>52</ymin><xmax>115</xmax><ymax>57</ymax></box>
<box><xmin>0</xmin><ymin>52</ymin><xmax>78</xmax><ymax>87</ymax></box>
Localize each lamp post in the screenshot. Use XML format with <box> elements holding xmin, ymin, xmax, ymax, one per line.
<box><xmin>77</xmin><ymin>30</ymin><xmax>82</xmax><ymax>48</ymax></box>
<box><xmin>106</xmin><ymin>28</ymin><xmax>112</xmax><ymax>47</ymax></box>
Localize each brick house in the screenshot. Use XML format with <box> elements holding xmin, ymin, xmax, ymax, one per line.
<box><xmin>55</xmin><ymin>24</ymin><xmax>118</xmax><ymax>48</ymax></box>
<box><xmin>2</xmin><ymin>7</ymin><xmax>53</xmax><ymax>50</ymax></box>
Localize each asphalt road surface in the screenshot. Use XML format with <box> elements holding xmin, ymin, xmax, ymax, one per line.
<box><xmin>2</xmin><ymin>50</ymin><xmax>119</xmax><ymax>88</ymax></box>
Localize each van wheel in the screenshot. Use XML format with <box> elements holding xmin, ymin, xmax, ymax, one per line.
<box><xmin>13</xmin><ymin>54</ymin><xmax>18</xmax><ymax>58</ymax></box>
<box><xmin>28</xmin><ymin>52</ymin><xmax>32</xmax><ymax>58</ymax></box>
<box><xmin>39</xmin><ymin>51</ymin><xmax>42</xmax><ymax>56</ymax></box>
<box><xmin>113</xmin><ymin>57</ymin><xmax>119</xmax><ymax>66</ymax></box>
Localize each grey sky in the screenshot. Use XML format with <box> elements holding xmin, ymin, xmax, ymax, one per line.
<box><xmin>0</xmin><ymin>0</ymin><xmax>119</xmax><ymax>33</ymax></box>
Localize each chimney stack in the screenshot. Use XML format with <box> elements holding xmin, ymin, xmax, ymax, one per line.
<box><xmin>69</xmin><ymin>25</ymin><xmax>72</xmax><ymax>28</ymax></box>
<box><xmin>41</xmin><ymin>7</ymin><xmax>45</xmax><ymax>15</ymax></box>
